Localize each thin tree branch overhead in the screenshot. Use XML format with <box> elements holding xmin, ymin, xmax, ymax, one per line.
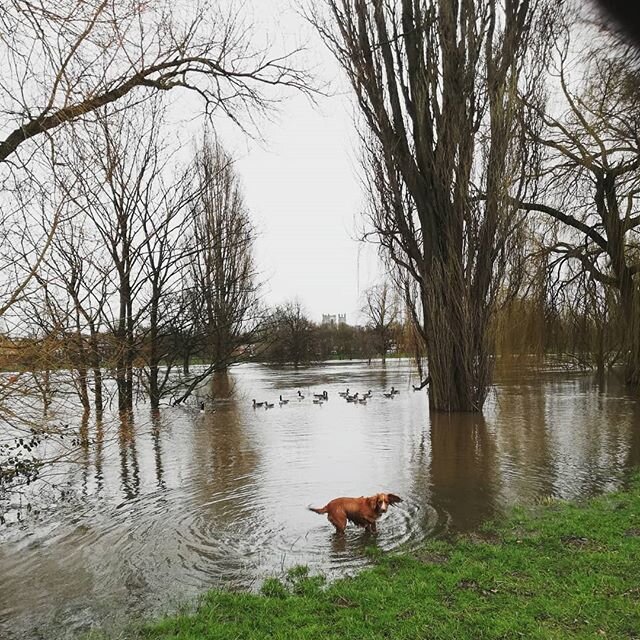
<box><xmin>0</xmin><ymin>0</ymin><xmax>312</xmax><ymax>163</ymax></box>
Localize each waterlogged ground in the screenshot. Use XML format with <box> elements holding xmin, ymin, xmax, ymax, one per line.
<box><xmin>1</xmin><ymin>359</ymin><xmax>639</xmax><ymax>639</ymax></box>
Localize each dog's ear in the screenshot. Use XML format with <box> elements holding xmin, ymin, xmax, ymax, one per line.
<box><xmin>386</xmin><ymin>493</ymin><xmax>403</xmax><ymax>505</ymax></box>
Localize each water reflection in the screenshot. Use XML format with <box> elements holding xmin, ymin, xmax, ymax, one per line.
<box><xmin>94</xmin><ymin>413</ymin><xmax>105</xmax><ymax>494</ymax></box>
<box><xmin>0</xmin><ymin>361</ymin><xmax>639</xmax><ymax>640</ymax></box>
<box><xmin>491</xmin><ymin>377</ymin><xmax>556</xmax><ymax>501</ymax></box>
<box><xmin>150</xmin><ymin>410</ymin><xmax>165</xmax><ymax>490</ymax></box>
<box><xmin>118</xmin><ymin>411</ymin><xmax>140</xmax><ymax>500</ymax></box>
<box><xmin>627</xmin><ymin>404</ymin><xmax>640</xmax><ymax>470</ymax></box>
<box><xmin>79</xmin><ymin>410</ymin><xmax>90</xmax><ymax>498</ymax></box>
<box><xmin>492</xmin><ymin>372</ymin><xmax>640</xmax><ymax>500</ymax></box>
<box><xmin>184</xmin><ymin>377</ymin><xmax>263</xmax><ymax>571</ymax></box>
<box><xmin>428</xmin><ymin>413</ymin><xmax>500</xmax><ymax>531</ymax></box>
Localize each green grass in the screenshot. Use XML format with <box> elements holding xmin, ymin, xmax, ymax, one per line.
<box><xmin>130</xmin><ymin>478</ymin><xmax>640</xmax><ymax>639</ymax></box>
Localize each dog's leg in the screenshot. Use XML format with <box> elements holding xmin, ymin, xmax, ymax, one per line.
<box><xmin>328</xmin><ymin>509</ymin><xmax>347</xmax><ymax>534</ymax></box>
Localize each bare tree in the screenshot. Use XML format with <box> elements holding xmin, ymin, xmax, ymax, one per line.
<box><xmin>0</xmin><ymin>0</ymin><xmax>311</xmax><ymax>326</ymax></box>
<box><xmin>188</xmin><ymin>139</ymin><xmax>262</xmax><ymax>370</ymax></box>
<box><xmin>137</xmin><ymin>174</ymin><xmax>196</xmax><ymax>409</ymax></box>
<box><xmin>392</xmin><ymin>272</ymin><xmax>429</xmax><ymax>383</ymax></box>
<box><xmin>261</xmin><ymin>300</ymin><xmax>315</xmax><ymax>366</ymax></box>
<box><xmin>168</xmin><ymin>283</ymin><xmax>206</xmax><ymax>376</ymax></box>
<box><xmin>0</xmin><ymin>0</ymin><xmax>311</xmax><ymax>494</ymax></box>
<box><xmin>105</xmin><ymin>133</ymin><xmax>226</xmax><ymax>411</ymax></box>
<box><xmin>516</xmin><ymin>23</ymin><xmax>640</xmax><ymax>383</ymax></box>
<box><xmin>0</xmin><ymin>0</ymin><xmax>310</xmax><ymax>164</ymax></box>
<box><xmin>361</xmin><ymin>281</ymin><xmax>400</xmax><ymax>363</ymax></box>
<box><xmin>31</xmin><ymin>215</ymin><xmax>111</xmax><ymax>414</ymax></box>
<box><xmin>311</xmin><ymin>0</ymin><xmax>554</xmax><ymax>411</ymax></box>
<box><xmin>8</xmin><ymin>110</ymin><xmax>263</xmax><ymax>411</ymax></box>
<box><xmin>168</xmin><ymin>138</ymin><xmax>263</xmax><ymax>405</ymax></box>
<box><xmin>52</xmin><ymin>103</ymin><xmax>169</xmax><ymax>412</ymax></box>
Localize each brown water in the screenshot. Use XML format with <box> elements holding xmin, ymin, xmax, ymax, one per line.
<box><xmin>1</xmin><ymin>359</ymin><xmax>639</xmax><ymax>639</ymax></box>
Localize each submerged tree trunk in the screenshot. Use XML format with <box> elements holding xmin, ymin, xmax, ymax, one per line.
<box><xmin>88</xmin><ymin>327</ymin><xmax>103</xmax><ymax>416</ymax></box>
<box><xmin>422</xmin><ymin>265</ymin><xmax>491</xmax><ymax>411</ymax></box>
<box><xmin>313</xmin><ymin>0</ymin><xmax>551</xmax><ymax>411</ymax></box>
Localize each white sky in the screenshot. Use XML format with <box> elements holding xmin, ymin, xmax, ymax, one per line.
<box><xmin>204</xmin><ymin>0</ymin><xmax>383</xmax><ymax>324</ymax></box>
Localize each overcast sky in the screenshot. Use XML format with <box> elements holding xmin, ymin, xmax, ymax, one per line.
<box><xmin>205</xmin><ymin>0</ymin><xmax>383</xmax><ymax>325</ymax></box>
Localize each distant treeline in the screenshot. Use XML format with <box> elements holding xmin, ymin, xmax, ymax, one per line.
<box><xmin>1</xmin><ymin>290</ymin><xmax>624</xmax><ymax>382</ymax></box>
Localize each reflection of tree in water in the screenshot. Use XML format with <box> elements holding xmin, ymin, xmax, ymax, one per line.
<box><xmin>79</xmin><ymin>410</ymin><xmax>90</xmax><ymax>498</ymax></box>
<box><xmin>626</xmin><ymin>403</ymin><xmax>640</xmax><ymax>473</ymax></box>
<box><xmin>209</xmin><ymin>371</ymin><xmax>236</xmax><ymax>400</ymax></box>
<box><xmin>516</xmin><ymin>374</ymin><xmax>637</xmax><ymax>499</ymax></box>
<box><xmin>591</xmin><ymin>376</ymin><xmax>640</xmax><ymax>477</ymax></box>
<box><xmin>355</xmin><ymin>360</ymin><xmax>393</xmax><ymax>395</ymax></box>
<box><xmin>426</xmin><ymin>371</ymin><xmax>640</xmax><ymax>526</ymax></box>
<box><xmin>94</xmin><ymin>414</ymin><xmax>104</xmax><ymax>494</ymax></box>
<box><xmin>189</xmin><ymin>372</ymin><xmax>260</xmax><ymax>527</ymax></box>
<box><xmin>494</xmin><ymin>376</ymin><xmax>555</xmax><ymax>499</ymax></box>
<box><xmin>150</xmin><ymin>409</ymin><xmax>165</xmax><ymax>490</ymax></box>
<box><xmin>428</xmin><ymin>412</ymin><xmax>500</xmax><ymax>533</ymax></box>
<box><xmin>118</xmin><ymin>411</ymin><xmax>140</xmax><ymax>500</ymax></box>
<box><xmin>588</xmin><ymin>377</ymin><xmax>640</xmax><ymax>485</ymax></box>
<box><xmin>77</xmin><ymin>410</ymin><xmax>106</xmax><ymax>498</ymax></box>
<box><xmin>405</xmin><ymin>424</ymin><xmax>430</xmax><ymax>512</ymax></box>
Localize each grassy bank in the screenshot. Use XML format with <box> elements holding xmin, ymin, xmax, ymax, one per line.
<box><xmin>136</xmin><ymin>478</ymin><xmax>640</xmax><ymax>640</ymax></box>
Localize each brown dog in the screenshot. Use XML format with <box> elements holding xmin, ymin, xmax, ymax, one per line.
<box><xmin>309</xmin><ymin>493</ymin><xmax>402</xmax><ymax>534</ymax></box>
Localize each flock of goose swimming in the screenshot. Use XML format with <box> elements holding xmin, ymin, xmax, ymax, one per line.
<box><xmin>252</xmin><ymin>386</ymin><xmax>401</xmax><ymax>410</ymax></box>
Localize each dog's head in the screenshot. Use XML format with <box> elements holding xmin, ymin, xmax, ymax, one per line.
<box><xmin>370</xmin><ymin>492</ymin><xmax>403</xmax><ymax>514</ymax></box>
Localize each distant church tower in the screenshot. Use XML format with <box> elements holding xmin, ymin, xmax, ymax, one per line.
<box><xmin>322</xmin><ymin>313</ymin><xmax>347</xmax><ymax>326</ymax></box>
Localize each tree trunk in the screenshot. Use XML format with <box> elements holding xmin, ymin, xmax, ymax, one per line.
<box><xmin>89</xmin><ymin>328</ymin><xmax>103</xmax><ymax>415</ymax></box>
<box><xmin>423</xmin><ymin>267</ymin><xmax>489</xmax><ymax>412</ymax></box>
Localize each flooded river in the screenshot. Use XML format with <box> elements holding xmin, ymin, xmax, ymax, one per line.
<box><xmin>1</xmin><ymin>359</ymin><xmax>639</xmax><ymax>639</ymax></box>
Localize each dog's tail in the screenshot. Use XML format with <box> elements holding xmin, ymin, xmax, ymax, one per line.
<box><xmin>308</xmin><ymin>505</ymin><xmax>328</xmax><ymax>514</ymax></box>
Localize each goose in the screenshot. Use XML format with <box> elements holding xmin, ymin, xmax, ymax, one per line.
<box><xmin>391</xmin><ymin>386</ymin><xmax>400</xmax><ymax>395</ymax></box>
<box><xmin>199</xmin><ymin>401</ymin><xmax>205</xmax><ymax>412</ymax></box>
<box><xmin>297</xmin><ymin>390</ymin><xmax>305</xmax><ymax>399</ymax></box>
<box><xmin>382</xmin><ymin>391</ymin><xmax>394</xmax><ymax>399</ymax></box>
<box><xmin>253</xmin><ymin>399</ymin><xmax>265</xmax><ymax>408</ymax></box>
<box><xmin>338</xmin><ymin>388</ymin><xmax>349</xmax><ymax>398</ymax></box>
<box><xmin>357</xmin><ymin>397</ymin><xmax>367</xmax><ymax>404</ymax></box>
<box><xmin>264</xmin><ymin>401</ymin><xmax>275</xmax><ymax>409</ymax></box>
<box><xmin>279</xmin><ymin>394</ymin><xmax>290</xmax><ymax>406</ymax></box>
<box><xmin>345</xmin><ymin>392</ymin><xmax>359</xmax><ymax>403</ymax></box>
<box><xmin>313</xmin><ymin>390</ymin><xmax>329</xmax><ymax>400</ymax></box>
<box><xmin>362</xmin><ymin>389</ymin><xmax>372</xmax><ymax>399</ymax></box>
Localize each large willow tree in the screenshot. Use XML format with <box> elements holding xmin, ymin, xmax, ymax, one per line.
<box><xmin>312</xmin><ymin>0</ymin><xmax>553</xmax><ymax>411</ymax></box>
